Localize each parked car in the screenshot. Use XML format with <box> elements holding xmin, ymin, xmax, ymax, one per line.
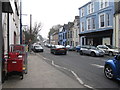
<box><xmin>79</xmin><ymin>45</ymin><xmax>105</xmax><ymax>57</ymax></box>
<box><xmin>76</xmin><ymin>45</ymin><xmax>81</xmax><ymax>52</ymax></box>
<box><xmin>51</xmin><ymin>45</ymin><xmax>67</xmax><ymax>55</ymax></box>
<box><xmin>68</xmin><ymin>46</ymin><xmax>76</xmax><ymax>51</ymax></box>
<box><xmin>97</xmin><ymin>45</ymin><xmax>120</xmax><ymax>56</ymax></box>
<box><xmin>32</xmin><ymin>45</ymin><xmax>44</xmax><ymax>52</ymax></box>
<box><xmin>104</xmin><ymin>54</ymin><xmax>120</xmax><ymax>80</ymax></box>
<box><xmin>66</xmin><ymin>45</ymin><xmax>71</xmax><ymax>50</ymax></box>
<box><xmin>46</xmin><ymin>44</ymin><xmax>52</xmax><ymax>48</ymax></box>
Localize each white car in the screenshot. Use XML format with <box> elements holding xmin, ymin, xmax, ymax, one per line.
<box><xmin>32</xmin><ymin>45</ymin><xmax>44</xmax><ymax>52</ymax></box>
<box><xmin>97</xmin><ymin>45</ymin><xmax>120</xmax><ymax>56</ymax></box>
<box><xmin>66</xmin><ymin>45</ymin><xmax>70</xmax><ymax>50</ymax></box>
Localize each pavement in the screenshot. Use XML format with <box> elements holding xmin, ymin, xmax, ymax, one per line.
<box><xmin>2</xmin><ymin>53</ymin><xmax>84</xmax><ymax>88</ymax></box>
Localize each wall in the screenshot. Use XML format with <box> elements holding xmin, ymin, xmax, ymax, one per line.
<box><xmin>0</xmin><ymin>1</ymin><xmax>2</xmax><ymax>87</ymax></box>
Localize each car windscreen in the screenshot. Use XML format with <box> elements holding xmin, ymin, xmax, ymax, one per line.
<box><xmin>90</xmin><ymin>46</ymin><xmax>98</xmax><ymax>50</ymax></box>
<box><xmin>55</xmin><ymin>45</ymin><xmax>65</xmax><ymax>48</ymax></box>
<box><xmin>106</xmin><ymin>45</ymin><xmax>118</xmax><ymax>49</ymax></box>
<box><xmin>34</xmin><ymin>46</ymin><xmax>42</xmax><ymax>49</ymax></box>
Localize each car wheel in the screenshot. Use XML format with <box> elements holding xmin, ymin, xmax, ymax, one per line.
<box><xmin>109</xmin><ymin>52</ymin><xmax>113</xmax><ymax>56</ymax></box>
<box><xmin>104</xmin><ymin>65</ymin><xmax>114</xmax><ymax>79</ymax></box>
<box><xmin>79</xmin><ymin>51</ymin><xmax>83</xmax><ymax>55</ymax></box>
<box><xmin>91</xmin><ymin>52</ymin><xmax>96</xmax><ymax>57</ymax></box>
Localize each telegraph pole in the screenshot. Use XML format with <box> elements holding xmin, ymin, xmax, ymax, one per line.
<box><xmin>29</xmin><ymin>14</ymin><xmax>32</xmax><ymax>52</ymax></box>
<box><xmin>20</xmin><ymin>0</ymin><xmax>22</xmax><ymax>44</ymax></box>
<box><xmin>30</xmin><ymin>14</ymin><xmax>32</xmax><ymax>34</ymax></box>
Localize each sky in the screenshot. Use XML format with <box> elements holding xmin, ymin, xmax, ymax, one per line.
<box><xmin>22</xmin><ymin>0</ymin><xmax>90</xmax><ymax>38</ymax></box>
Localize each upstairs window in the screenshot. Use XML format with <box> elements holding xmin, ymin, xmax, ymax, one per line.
<box><xmin>106</xmin><ymin>13</ymin><xmax>110</xmax><ymax>26</ymax></box>
<box><xmin>99</xmin><ymin>14</ymin><xmax>105</xmax><ymax>28</ymax></box>
<box><xmin>81</xmin><ymin>8</ymin><xmax>84</xmax><ymax>17</ymax></box>
<box><xmin>76</xmin><ymin>30</ymin><xmax>78</xmax><ymax>38</ymax></box>
<box><xmin>81</xmin><ymin>22</ymin><xmax>85</xmax><ymax>32</ymax></box>
<box><xmin>100</xmin><ymin>0</ymin><xmax>109</xmax><ymax>9</ymax></box>
<box><xmin>70</xmin><ymin>31</ymin><xmax>72</xmax><ymax>38</ymax></box>
<box><xmin>105</xmin><ymin>0</ymin><xmax>109</xmax><ymax>7</ymax></box>
<box><xmin>87</xmin><ymin>3</ymin><xmax>94</xmax><ymax>15</ymax></box>
<box><xmin>68</xmin><ymin>32</ymin><xmax>69</xmax><ymax>38</ymax></box>
<box><xmin>88</xmin><ymin>4</ymin><xmax>91</xmax><ymax>14</ymax></box>
<box><xmin>92</xmin><ymin>18</ymin><xmax>95</xmax><ymax>29</ymax></box>
<box><xmin>100</xmin><ymin>0</ymin><xmax>104</xmax><ymax>9</ymax></box>
<box><xmin>87</xmin><ymin>18</ymin><xmax>91</xmax><ymax>30</ymax></box>
<box><xmin>91</xmin><ymin>3</ymin><xmax>94</xmax><ymax>13</ymax></box>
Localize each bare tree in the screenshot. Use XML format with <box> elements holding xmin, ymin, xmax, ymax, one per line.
<box><xmin>32</xmin><ymin>22</ymin><xmax>42</xmax><ymax>36</ymax></box>
<box><xmin>23</xmin><ymin>22</ymin><xmax>42</xmax><ymax>44</ymax></box>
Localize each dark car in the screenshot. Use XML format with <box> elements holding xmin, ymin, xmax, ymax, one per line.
<box><xmin>104</xmin><ymin>54</ymin><xmax>120</xmax><ymax>80</ymax></box>
<box><xmin>32</xmin><ymin>45</ymin><xmax>44</xmax><ymax>52</ymax></box>
<box><xmin>51</xmin><ymin>45</ymin><xmax>67</xmax><ymax>55</ymax></box>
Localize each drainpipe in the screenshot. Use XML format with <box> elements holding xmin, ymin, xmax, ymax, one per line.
<box><xmin>7</xmin><ymin>13</ymin><xmax>9</xmax><ymax>55</ymax></box>
<box><xmin>114</xmin><ymin>15</ymin><xmax>116</xmax><ymax>47</ymax></box>
<box><xmin>20</xmin><ymin>0</ymin><xmax>22</xmax><ymax>44</ymax></box>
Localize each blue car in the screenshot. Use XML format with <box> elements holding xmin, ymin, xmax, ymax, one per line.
<box><xmin>104</xmin><ymin>54</ymin><xmax>120</xmax><ymax>80</ymax></box>
<box><xmin>76</xmin><ymin>45</ymin><xmax>81</xmax><ymax>52</ymax></box>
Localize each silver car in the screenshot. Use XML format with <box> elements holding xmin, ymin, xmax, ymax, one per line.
<box><xmin>79</xmin><ymin>45</ymin><xmax>105</xmax><ymax>57</ymax></box>
<box><xmin>97</xmin><ymin>45</ymin><xmax>120</xmax><ymax>56</ymax></box>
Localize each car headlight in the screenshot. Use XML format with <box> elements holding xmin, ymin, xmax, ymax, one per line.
<box><xmin>114</xmin><ymin>50</ymin><xmax>119</xmax><ymax>53</ymax></box>
<box><xmin>95</xmin><ymin>51</ymin><xmax>99</xmax><ymax>53</ymax></box>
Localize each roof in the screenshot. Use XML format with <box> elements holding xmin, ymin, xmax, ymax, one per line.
<box><xmin>78</xmin><ymin>1</ymin><xmax>91</xmax><ymax>10</ymax></box>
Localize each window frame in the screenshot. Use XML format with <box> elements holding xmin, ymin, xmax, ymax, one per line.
<box><xmin>92</xmin><ymin>18</ymin><xmax>95</xmax><ymax>30</ymax></box>
<box><xmin>81</xmin><ymin>22</ymin><xmax>85</xmax><ymax>32</ymax></box>
<box><xmin>99</xmin><ymin>0</ymin><xmax>109</xmax><ymax>10</ymax></box>
<box><xmin>81</xmin><ymin>8</ymin><xmax>84</xmax><ymax>17</ymax></box>
<box><xmin>99</xmin><ymin>13</ymin><xmax>105</xmax><ymax>28</ymax></box>
<box><xmin>106</xmin><ymin>13</ymin><xmax>110</xmax><ymax>27</ymax></box>
<box><xmin>87</xmin><ymin>18</ymin><xmax>91</xmax><ymax>30</ymax></box>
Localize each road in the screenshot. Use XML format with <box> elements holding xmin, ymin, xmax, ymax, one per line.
<box><xmin>38</xmin><ymin>45</ymin><xmax>120</xmax><ymax>89</ymax></box>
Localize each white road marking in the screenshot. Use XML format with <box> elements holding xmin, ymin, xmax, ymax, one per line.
<box><xmin>91</xmin><ymin>64</ymin><xmax>104</xmax><ymax>68</ymax></box>
<box><xmin>43</xmin><ymin>57</ymin><xmax>47</xmax><ymax>60</ymax></box>
<box><xmin>84</xmin><ymin>84</ymin><xmax>94</xmax><ymax>89</ymax></box>
<box><xmin>71</xmin><ymin>70</ymin><xmax>84</xmax><ymax>85</ymax></box>
<box><xmin>38</xmin><ymin>55</ymin><xmax>95</xmax><ymax>89</ymax></box>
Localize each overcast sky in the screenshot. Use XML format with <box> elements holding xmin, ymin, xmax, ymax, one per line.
<box><xmin>22</xmin><ymin>0</ymin><xmax>90</xmax><ymax>38</ymax></box>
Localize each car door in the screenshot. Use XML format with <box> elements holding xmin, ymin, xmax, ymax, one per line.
<box><xmin>116</xmin><ymin>60</ymin><xmax>120</xmax><ymax>78</ymax></box>
<box><xmin>100</xmin><ymin>46</ymin><xmax>108</xmax><ymax>54</ymax></box>
<box><xmin>83</xmin><ymin>46</ymin><xmax>90</xmax><ymax>54</ymax></box>
<box><xmin>51</xmin><ymin>46</ymin><xmax>55</xmax><ymax>53</ymax></box>
<box><xmin>81</xmin><ymin>46</ymin><xmax>86</xmax><ymax>54</ymax></box>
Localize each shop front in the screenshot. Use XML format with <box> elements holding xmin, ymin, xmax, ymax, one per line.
<box><xmin>79</xmin><ymin>30</ymin><xmax>113</xmax><ymax>46</ymax></box>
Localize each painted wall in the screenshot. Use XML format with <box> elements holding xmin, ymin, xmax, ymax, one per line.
<box><xmin>79</xmin><ymin>0</ymin><xmax>115</xmax><ymax>45</ymax></box>
<box><xmin>79</xmin><ymin>0</ymin><xmax>114</xmax><ymax>34</ymax></box>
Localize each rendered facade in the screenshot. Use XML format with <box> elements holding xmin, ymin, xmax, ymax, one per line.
<box><xmin>0</xmin><ymin>0</ymin><xmax>21</xmax><ymax>84</ymax></box>
<box><xmin>79</xmin><ymin>0</ymin><xmax>114</xmax><ymax>46</ymax></box>
<box><xmin>113</xmin><ymin>0</ymin><xmax>120</xmax><ymax>47</ymax></box>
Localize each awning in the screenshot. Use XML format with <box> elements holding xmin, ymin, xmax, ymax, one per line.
<box><xmin>2</xmin><ymin>0</ymin><xmax>13</xmax><ymax>13</ymax></box>
<box><xmin>79</xmin><ymin>29</ymin><xmax>113</xmax><ymax>38</ymax></box>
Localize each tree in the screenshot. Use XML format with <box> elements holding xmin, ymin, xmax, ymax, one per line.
<box><xmin>48</xmin><ymin>24</ymin><xmax>62</xmax><ymax>37</ymax></box>
<box><xmin>48</xmin><ymin>24</ymin><xmax>62</xmax><ymax>44</ymax></box>
<box><xmin>23</xmin><ymin>22</ymin><xmax>42</xmax><ymax>44</ymax></box>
